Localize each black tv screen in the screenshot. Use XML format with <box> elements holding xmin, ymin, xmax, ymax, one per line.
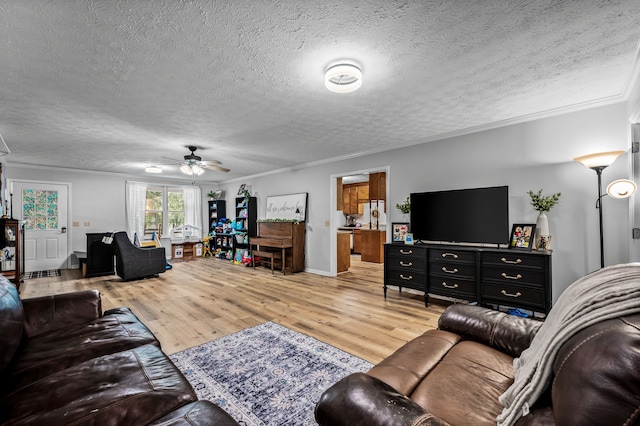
<box><xmin>410</xmin><ymin>186</ymin><xmax>509</xmax><ymax>245</ymax></box>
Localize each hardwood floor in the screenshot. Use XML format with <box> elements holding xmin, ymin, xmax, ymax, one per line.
<box><xmin>19</xmin><ymin>256</ymin><xmax>447</xmax><ymax>364</ymax></box>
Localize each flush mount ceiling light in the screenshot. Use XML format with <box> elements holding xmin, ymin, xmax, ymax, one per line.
<box><xmin>325</xmin><ymin>64</ymin><xmax>362</xmax><ymax>93</ymax></box>
<box><xmin>145</xmin><ymin>166</ymin><xmax>162</xmax><ymax>174</ymax></box>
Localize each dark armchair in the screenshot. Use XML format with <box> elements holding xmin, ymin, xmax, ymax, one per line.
<box><xmin>110</xmin><ymin>231</ymin><xmax>167</xmax><ymax>281</ymax></box>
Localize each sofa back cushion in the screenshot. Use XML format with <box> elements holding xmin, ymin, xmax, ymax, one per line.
<box><xmin>552</xmin><ymin>313</ymin><xmax>640</xmax><ymax>425</ymax></box>
<box><xmin>0</xmin><ymin>276</ymin><xmax>24</xmax><ymax>374</ymax></box>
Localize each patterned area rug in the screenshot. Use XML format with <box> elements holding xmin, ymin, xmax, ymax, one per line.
<box><xmin>170</xmin><ymin>321</ymin><xmax>373</xmax><ymax>425</ymax></box>
<box><xmin>25</xmin><ymin>269</ymin><xmax>61</xmax><ymax>279</ymax></box>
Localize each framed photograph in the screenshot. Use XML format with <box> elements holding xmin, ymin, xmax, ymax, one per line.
<box><xmin>509</xmin><ymin>224</ymin><xmax>536</xmax><ymax>250</ymax></box>
<box><xmin>237</xmin><ymin>184</ymin><xmax>246</xmax><ymax>195</ymax></box>
<box><xmin>392</xmin><ymin>222</ymin><xmax>410</xmax><ymax>243</ymax></box>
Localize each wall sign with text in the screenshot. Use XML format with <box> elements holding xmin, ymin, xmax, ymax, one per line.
<box><xmin>265</xmin><ymin>193</ymin><xmax>308</xmax><ymax>221</ymax></box>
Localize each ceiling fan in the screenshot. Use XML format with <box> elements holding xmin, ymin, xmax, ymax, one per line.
<box><xmin>164</xmin><ymin>146</ymin><xmax>230</xmax><ymax>176</ymax></box>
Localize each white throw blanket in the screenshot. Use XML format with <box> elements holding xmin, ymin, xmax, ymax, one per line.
<box><xmin>497</xmin><ymin>263</ymin><xmax>640</xmax><ymax>426</ymax></box>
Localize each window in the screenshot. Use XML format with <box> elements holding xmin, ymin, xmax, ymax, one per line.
<box><xmin>144</xmin><ymin>187</ymin><xmax>186</xmax><ymax>238</ymax></box>
<box><xmin>126</xmin><ymin>182</ymin><xmax>201</xmax><ymax>241</ymax></box>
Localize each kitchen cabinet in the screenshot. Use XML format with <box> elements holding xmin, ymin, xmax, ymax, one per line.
<box><xmin>342</xmin><ymin>183</ymin><xmax>369</xmax><ymax>214</ymax></box>
<box><xmin>353</xmin><ymin>229</ymin><xmax>362</xmax><ymax>254</ymax></box>
<box><xmin>337</xmin><ymin>231</ymin><xmax>351</xmax><ymax>272</ymax></box>
<box><xmin>360</xmin><ymin>229</ymin><xmax>385</xmax><ymax>263</ymax></box>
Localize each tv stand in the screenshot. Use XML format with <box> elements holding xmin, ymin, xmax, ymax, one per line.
<box><xmin>384</xmin><ymin>243</ymin><xmax>552</xmax><ymax>315</ymax></box>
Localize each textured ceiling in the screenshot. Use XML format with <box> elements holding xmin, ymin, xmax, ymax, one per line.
<box><xmin>2</xmin><ymin>0</ymin><xmax>640</xmax><ymax>182</ymax></box>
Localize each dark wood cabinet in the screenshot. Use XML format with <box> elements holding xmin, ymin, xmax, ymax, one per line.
<box><xmin>384</xmin><ymin>243</ymin><xmax>552</xmax><ymax>315</ymax></box>
<box><xmin>86</xmin><ymin>233</ymin><xmax>115</xmax><ymax>278</ymax></box>
<box><xmin>428</xmin><ymin>248</ymin><xmax>479</xmax><ymax>303</ymax></box>
<box><xmin>480</xmin><ymin>251</ymin><xmax>552</xmax><ymax>314</ymax></box>
<box><xmin>207</xmin><ymin>200</ymin><xmax>226</xmax><ymax>235</ymax></box>
<box><xmin>1</xmin><ymin>219</ymin><xmax>25</xmax><ymax>289</ymax></box>
<box><xmin>384</xmin><ymin>244</ymin><xmax>427</xmax><ymax>303</ymax></box>
<box><xmin>233</xmin><ymin>196</ymin><xmax>257</xmax><ymax>261</ymax></box>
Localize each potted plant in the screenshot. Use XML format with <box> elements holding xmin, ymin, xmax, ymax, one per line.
<box><xmin>527</xmin><ymin>189</ymin><xmax>561</xmax><ymax>249</ymax></box>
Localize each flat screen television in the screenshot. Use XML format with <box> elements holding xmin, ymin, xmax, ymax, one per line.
<box><xmin>410</xmin><ymin>185</ymin><xmax>509</xmax><ymax>245</ymax></box>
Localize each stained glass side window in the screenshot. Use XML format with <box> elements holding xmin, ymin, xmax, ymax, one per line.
<box><xmin>22</xmin><ymin>189</ymin><xmax>58</xmax><ymax>231</ymax></box>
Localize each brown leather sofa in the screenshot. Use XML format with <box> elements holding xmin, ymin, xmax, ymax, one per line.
<box><xmin>0</xmin><ymin>276</ymin><xmax>239</xmax><ymax>425</ymax></box>
<box><xmin>315</xmin><ymin>304</ymin><xmax>640</xmax><ymax>425</ymax></box>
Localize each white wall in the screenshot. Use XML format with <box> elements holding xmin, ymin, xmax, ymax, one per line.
<box><xmin>7</xmin><ymin>102</ymin><xmax>636</xmax><ymax>302</ymax></box>
<box><xmin>218</xmin><ymin>102</ymin><xmax>635</xmax><ymax>301</ymax></box>
<box><xmin>5</xmin><ymin>166</ymin><xmax>212</xmax><ymax>265</ymax></box>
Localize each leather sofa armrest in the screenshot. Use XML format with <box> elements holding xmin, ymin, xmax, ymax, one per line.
<box><xmin>22</xmin><ymin>290</ymin><xmax>102</xmax><ymax>337</ymax></box>
<box><xmin>438</xmin><ymin>304</ymin><xmax>542</xmax><ymax>358</ymax></box>
<box><xmin>315</xmin><ymin>372</ymin><xmax>451</xmax><ymax>426</ymax></box>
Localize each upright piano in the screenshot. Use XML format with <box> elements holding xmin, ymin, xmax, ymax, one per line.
<box><xmin>251</xmin><ymin>222</ymin><xmax>305</xmax><ymax>273</ymax></box>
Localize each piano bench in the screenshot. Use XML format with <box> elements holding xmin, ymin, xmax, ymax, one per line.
<box><xmin>253</xmin><ymin>250</ymin><xmax>282</xmax><ymax>274</ymax></box>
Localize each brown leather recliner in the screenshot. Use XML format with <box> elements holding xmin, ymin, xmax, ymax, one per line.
<box><xmin>315</xmin><ymin>304</ymin><xmax>640</xmax><ymax>425</ymax></box>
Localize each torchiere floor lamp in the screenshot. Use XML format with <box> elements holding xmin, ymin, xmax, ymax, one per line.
<box><xmin>574</xmin><ymin>150</ymin><xmax>636</xmax><ymax>268</ymax></box>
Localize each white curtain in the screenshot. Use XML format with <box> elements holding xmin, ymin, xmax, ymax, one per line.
<box><xmin>183</xmin><ymin>186</ymin><xmax>202</xmax><ymax>238</ymax></box>
<box><xmin>125</xmin><ymin>182</ymin><xmax>147</xmax><ymax>240</ymax></box>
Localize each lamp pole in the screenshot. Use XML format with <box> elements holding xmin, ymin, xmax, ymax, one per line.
<box><xmin>594</xmin><ymin>166</ymin><xmax>606</xmax><ymax>268</ymax></box>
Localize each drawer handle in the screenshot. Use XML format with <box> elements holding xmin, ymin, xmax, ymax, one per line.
<box><xmin>501</xmin><ymin>257</ymin><xmax>522</xmax><ymax>264</ymax></box>
<box><xmin>400</xmin><ymin>274</ymin><xmax>413</xmax><ymax>280</ymax></box>
<box><xmin>400</xmin><ymin>249</ymin><xmax>413</xmax><ymax>255</ymax></box>
<box><xmin>441</xmin><ymin>282</ymin><xmax>459</xmax><ymax>289</ymax></box>
<box><xmin>501</xmin><ymin>290</ymin><xmax>522</xmax><ymax>298</ymax></box>
<box><xmin>501</xmin><ymin>273</ymin><xmax>523</xmax><ymax>280</ymax></box>
<box><xmin>400</xmin><ymin>261</ymin><xmax>413</xmax><ymax>267</ymax></box>
<box><xmin>441</xmin><ymin>252</ymin><xmax>459</xmax><ymax>259</ymax></box>
<box><xmin>441</xmin><ymin>267</ymin><xmax>458</xmax><ymax>274</ymax></box>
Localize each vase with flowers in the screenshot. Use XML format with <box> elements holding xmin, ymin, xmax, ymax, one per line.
<box><xmin>527</xmin><ymin>189</ymin><xmax>561</xmax><ymax>250</ymax></box>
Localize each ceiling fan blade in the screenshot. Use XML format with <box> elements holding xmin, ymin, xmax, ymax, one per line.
<box><xmin>203</xmin><ymin>164</ymin><xmax>230</xmax><ymax>173</ymax></box>
<box><xmin>201</xmin><ymin>159</ymin><xmax>223</xmax><ymax>165</ymax></box>
<box><xmin>160</xmin><ymin>156</ymin><xmax>183</xmax><ymax>163</ymax></box>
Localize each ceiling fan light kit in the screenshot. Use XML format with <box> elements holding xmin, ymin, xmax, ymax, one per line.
<box><xmin>163</xmin><ymin>145</ymin><xmax>230</xmax><ymax>177</ymax></box>
<box><xmin>325</xmin><ymin>63</ymin><xmax>362</xmax><ymax>93</ymax></box>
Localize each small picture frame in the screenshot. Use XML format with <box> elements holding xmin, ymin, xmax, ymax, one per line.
<box><xmin>404</xmin><ymin>232</ymin><xmax>414</xmax><ymax>245</ymax></box>
<box><xmin>509</xmin><ymin>224</ymin><xmax>536</xmax><ymax>250</ymax></box>
<box><xmin>392</xmin><ymin>222</ymin><xmax>410</xmax><ymax>243</ymax></box>
<box><xmin>237</xmin><ymin>184</ymin><xmax>247</xmax><ymax>195</ymax></box>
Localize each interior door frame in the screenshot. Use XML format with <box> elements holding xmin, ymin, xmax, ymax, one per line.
<box><xmin>9</xmin><ymin>178</ymin><xmax>72</xmax><ymax>270</ymax></box>
<box><xmin>329</xmin><ymin>165</ymin><xmax>390</xmax><ymax>276</ymax></box>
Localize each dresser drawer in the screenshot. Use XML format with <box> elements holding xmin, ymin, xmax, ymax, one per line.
<box><xmin>482</xmin><ymin>266</ymin><xmax>545</xmax><ymax>287</ymax></box>
<box><xmin>386</xmin><ymin>254</ymin><xmax>426</xmax><ymax>271</ymax></box>
<box><xmin>429</xmin><ymin>261</ymin><xmax>476</xmax><ymax>279</ymax></box>
<box><xmin>482</xmin><ymin>282</ymin><xmax>545</xmax><ymax>309</ymax></box>
<box><xmin>429</xmin><ymin>276</ymin><xmax>476</xmax><ymax>299</ymax></box>
<box><xmin>483</xmin><ymin>253</ymin><xmax>545</xmax><ymax>269</ymax></box>
<box><xmin>386</xmin><ymin>245</ymin><xmax>425</xmax><ymax>258</ymax></box>
<box><xmin>429</xmin><ymin>248</ymin><xmax>476</xmax><ymax>263</ymax></box>
<box><xmin>386</xmin><ymin>269</ymin><xmax>426</xmax><ymax>292</ymax></box>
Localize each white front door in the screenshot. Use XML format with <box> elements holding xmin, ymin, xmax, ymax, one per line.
<box><xmin>12</xmin><ymin>180</ymin><xmax>69</xmax><ymax>272</ymax></box>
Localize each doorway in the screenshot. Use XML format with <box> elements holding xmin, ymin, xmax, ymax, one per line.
<box><xmin>11</xmin><ymin>179</ymin><xmax>70</xmax><ymax>272</ymax></box>
<box><xmin>329</xmin><ymin>166</ymin><xmax>390</xmax><ymax>276</ymax></box>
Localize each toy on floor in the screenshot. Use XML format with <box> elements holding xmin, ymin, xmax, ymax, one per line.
<box><xmin>202</xmin><ymin>236</ymin><xmax>214</xmax><ymax>257</ymax></box>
